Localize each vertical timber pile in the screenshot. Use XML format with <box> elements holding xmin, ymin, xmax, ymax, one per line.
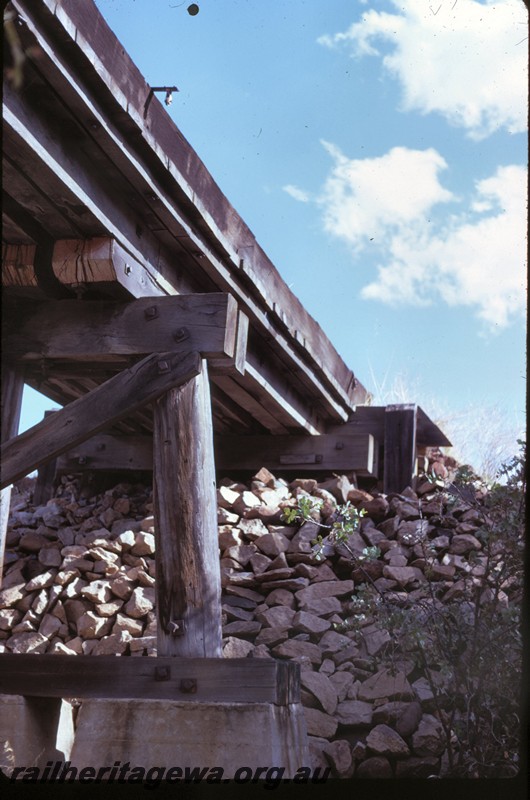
<box><xmin>152</xmin><ymin>359</ymin><xmax>222</xmax><ymax>657</ymax></box>
<box><xmin>1</xmin><ymin>363</ymin><xmax>24</xmax><ymax>586</ymax></box>
<box><xmin>383</xmin><ymin>404</ymin><xmax>417</xmax><ymax>494</ymax></box>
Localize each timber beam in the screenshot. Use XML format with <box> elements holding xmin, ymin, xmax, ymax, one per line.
<box><xmin>4</xmin><ymin>293</ymin><xmax>245</xmax><ymax>368</ymax></box>
<box><xmin>0</xmin><ymin>654</ymin><xmax>300</xmax><ymax>705</ymax></box>
<box><xmin>55</xmin><ymin>431</ymin><xmax>378</xmax><ymax>476</ymax></box>
<box><xmin>0</xmin><ymin>351</ymin><xmax>201</xmax><ymax>488</ymax></box>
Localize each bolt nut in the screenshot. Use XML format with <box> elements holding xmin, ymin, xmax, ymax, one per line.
<box><xmin>155</xmin><ymin>666</ymin><xmax>171</xmax><ymax>682</ymax></box>
<box><xmin>144</xmin><ymin>306</ymin><xmax>158</xmax><ymax>320</ymax></box>
<box><xmin>158</xmin><ymin>360</ymin><xmax>170</xmax><ymax>373</ymax></box>
<box><xmin>173</xmin><ymin>327</ymin><xmax>189</xmax><ymax>342</ymax></box>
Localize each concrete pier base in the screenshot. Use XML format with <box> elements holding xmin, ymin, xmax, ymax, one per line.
<box><xmin>0</xmin><ymin>695</ymin><xmax>75</xmax><ymax>775</ymax></box>
<box><xmin>69</xmin><ymin>699</ymin><xmax>310</xmax><ymax>779</ymax></box>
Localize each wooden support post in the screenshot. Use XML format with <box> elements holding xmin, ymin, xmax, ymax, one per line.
<box><xmin>153</xmin><ymin>359</ymin><xmax>222</xmax><ymax>658</ymax></box>
<box><xmin>1</xmin><ymin>363</ymin><xmax>24</xmax><ymax>585</ymax></box>
<box><xmin>383</xmin><ymin>404</ymin><xmax>417</xmax><ymax>495</ymax></box>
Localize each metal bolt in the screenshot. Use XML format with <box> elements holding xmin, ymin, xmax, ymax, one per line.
<box><xmin>144</xmin><ymin>306</ymin><xmax>158</xmax><ymax>320</ymax></box>
<box><xmin>315</xmin><ymin>455</ymin><xmax>323</xmax><ymax>464</ymax></box>
<box><xmin>78</xmin><ymin>456</ymin><xmax>88</xmax><ymax>465</ymax></box>
<box><xmin>158</xmin><ymin>360</ymin><xmax>170</xmax><ymax>373</ymax></box>
<box><xmin>179</xmin><ymin>678</ymin><xmax>197</xmax><ymax>694</ymax></box>
<box><xmin>335</xmin><ymin>441</ymin><xmax>345</xmax><ymax>450</ymax></box>
<box><xmin>124</xmin><ymin>264</ymin><xmax>132</xmax><ymax>275</ymax></box>
<box><xmin>173</xmin><ymin>327</ymin><xmax>189</xmax><ymax>342</ymax></box>
<box><xmin>155</xmin><ymin>666</ymin><xmax>171</xmax><ymax>682</ymax></box>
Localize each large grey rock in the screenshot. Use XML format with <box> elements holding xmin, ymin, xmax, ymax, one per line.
<box><xmin>80</xmin><ymin>579</ymin><xmax>112</xmax><ymax>605</ymax></box>
<box><xmin>7</xmin><ymin>631</ymin><xmax>49</xmax><ymax>653</ymax></box>
<box><xmin>411</xmin><ymin>714</ymin><xmax>446</xmax><ymax>756</ymax></box>
<box><xmin>449</xmin><ymin>534</ymin><xmax>482</xmax><ymax>554</ymax></box>
<box><xmin>303</xmin><ymin>707</ymin><xmax>338</xmax><ymax>738</ymax></box>
<box><xmin>76</xmin><ymin>612</ymin><xmax>113</xmax><ymax>639</ymax></box>
<box><xmin>382</xmin><ymin>566</ymin><xmax>425</xmax><ymax>586</ymax></box>
<box><xmin>256</xmin><ymin>605</ymin><xmax>296</xmax><ymax>628</ymax></box>
<box><xmin>301</xmin><ymin>671</ymin><xmax>338</xmax><ymax>715</ymax></box>
<box><xmin>38</xmin><ymin>546</ymin><xmax>62</xmax><ymax>568</ymax></box>
<box><xmin>335</xmin><ymin>700</ymin><xmax>373</xmax><ymax>726</ymax></box>
<box><xmin>295</xmin><ymin>596</ymin><xmax>342</xmax><ymax>616</ymax></box>
<box><xmin>323</xmin><ymin>739</ymin><xmax>354</xmax><ymax>778</ymax></box>
<box><xmin>292</xmin><ymin>610</ymin><xmax>331</xmax><ymax>634</ymax></box>
<box><xmin>123</xmin><ymin>587</ymin><xmax>155</xmax><ymax>618</ymax></box>
<box><xmin>318</xmin><ymin>629</ymin><xmax>352</xmax><ymax>655</ymax></box>
<box><xmin>131</xmin><ymin>532</ymin><xmax>155</xmax><ymax>556</ymax></box>
<box><xmin>366</xmin><ymin>724</ymin><xmax>410</xmax><ymax>757</ymax></box>
<box><xmin>109</xmin><ymin>574</ymin><xmax>136</xmax><ymax>600</ymax></box>
<box><xmin>254</xmin><ymin>532</ymin><xmax>290</xmax><ymax>557</ymax></box>
<box><xmin>358</xmin><ymin>669</ymin><xmax>414</xmax><ymax>702</ymax></box>
<box><xmin>273</xmin><ymin>639</ymin><xmax>322</xmax><ymax>665</ymax></box>
<box><xmin>25</xmin><ymin>571</ymin><xmax>57</xmax><ymax>591</ymax></box>
<box><xmin>91</xmin><ymin>631</ymin><xmax>131</xmax><ymax>655</ymax></box>
<box><xmin>222</xmin><ymin>637</ymin><xmax>255</xmax><ymax>658</ymax></box>
<box><xmin>112</xmin><ymin>614</ymin><xmax>144</xmax><ymax>637</ymax></box>
<box><xmin>0</xmin><ymin>583</ymin><xmax>26</xmax><ymax>609</ymax></box>
<box><xmin>295</xmin><ymin>580</ymin><xmax>354</xmax><ymax>606</ymax></box>
<box><xmin>329</xmin><ymin>671</ymin><xmax>354</xmax><ymax>701</ymax></box>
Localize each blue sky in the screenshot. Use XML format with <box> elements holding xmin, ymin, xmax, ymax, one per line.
<box><xmin>20</xmin><ymin>0</ymin><xmax>527</xmax><ymax>470</ymax></box>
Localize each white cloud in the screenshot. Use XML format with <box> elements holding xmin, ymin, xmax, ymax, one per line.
<box><xmin>318</xmin><ymin>143</ymin><xmax>454</xmax><ymax>251</ymax></box>
<box><xmin>360</xmin><ymin>163</ymin><xmax>527</xmax><ymax>329</ymax></box>
<box><xmin>318</xmin><ymin>0</ymin><xmax>528</xmax><ymax>139</ymax></box>
<box><xmin>283</xmin><ymin>184</ymin><xmax>311</xmax><ymax>202</ymax></box>
<box><xmin>285</xmin><ymin>141</ymin><xmax>527</xmax><ymax>329</ymax></box>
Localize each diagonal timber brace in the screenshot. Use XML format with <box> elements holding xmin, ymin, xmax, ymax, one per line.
<box><xmin>0</xmin><ymin>351</ymin><xmax>201</xmax><ymax>488</ymax></box>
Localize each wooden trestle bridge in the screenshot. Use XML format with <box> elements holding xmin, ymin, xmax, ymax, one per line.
<box><xmin>1</xmin><ymin>0</ymin><xmax>450</xmax><ymax>705</ymax></box>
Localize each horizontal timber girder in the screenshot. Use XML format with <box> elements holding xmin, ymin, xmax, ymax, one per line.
<box><xmin>4</xmin><ymin>293</ymin><xmax>244</xmax><ymax>365</ymax></box>
<box><xmin>0</xmin><ymin>654</ymin><xmax>300</xmax><ymax>705</ymax></box>
<box><xmin>0</xmin><ymin>351</ymin><xmax>201</xmax><ymax>488</ymax></box>
<box><xmin>54</xmin><ymin>431</ymin><xmax>378</xmax><ymax>476</ymax></box>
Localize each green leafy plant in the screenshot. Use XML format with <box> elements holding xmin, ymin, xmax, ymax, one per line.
<box><xmin>286</xmin><ymin>444</ymin><xmax>524</xmax><ymax>777</ymax></box>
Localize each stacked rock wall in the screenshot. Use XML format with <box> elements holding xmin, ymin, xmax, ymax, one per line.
<box><xmin>0</xmin><ymin>459</ymin><xmax>517</xmax><ymax>778</ymax></box>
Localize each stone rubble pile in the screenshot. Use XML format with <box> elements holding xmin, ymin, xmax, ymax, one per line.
<box><xmin>0</xmin><ymin>456</ymin><xmax>512</xmax><ymax>779</ymax></box>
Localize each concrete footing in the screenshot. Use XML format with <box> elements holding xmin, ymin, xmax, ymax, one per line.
<box><xmin>0</xmin><ymin>695</ymin><xmax>75</xmax><ymax>775</ymax></box>
<box><xmin>69</xmin><ymin>699</ymin><xmax>310</xmax><ymax>779</ymax></box>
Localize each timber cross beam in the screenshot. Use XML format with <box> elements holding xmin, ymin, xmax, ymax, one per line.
<box><xmin>3</xmin><ymin>293</ymin><xmax>247</xmax><ymax>368</ymax></box>
<box><xmin>0</xmin><ymin>654</ymin><xmax>300</xmax><ymax>706</ymax></box>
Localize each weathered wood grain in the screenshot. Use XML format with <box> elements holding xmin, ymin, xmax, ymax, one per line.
<box><xmin>153</xmin><ymin>360</ymin><xmax>222</xmax><ymax>658</ymax></box>
<box><xmin>214</xmin><ymin>433</ymin><xmax>377</xmax><ymax>475</ymax></box>
<box><xmin>56</xmin><ymin>434</ymin><xmax>154</xmax><ymax>474</ymax></box>
<box><xmin>1</xmin><ymin>243</ymin><xmax>38</xmax><ymax>288</ymax></box>
<box><xmin>384</xmin><ymin>405</ymin><xmax>418</xmax><ymax>494</ymax></box>
<box><xmin>0</xmin><ymin>654</ymin><xmax>300</xmax><ymax>705</ymax></box>
<box><xmin>6</xmin><ymin>292</ymin><xmax>239</xmax><ymax>362</ymax></box>
<box><xmin>0</xmin><ymin>351</ymin><xmax>201</xmax><ymax>489</ymax></box>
